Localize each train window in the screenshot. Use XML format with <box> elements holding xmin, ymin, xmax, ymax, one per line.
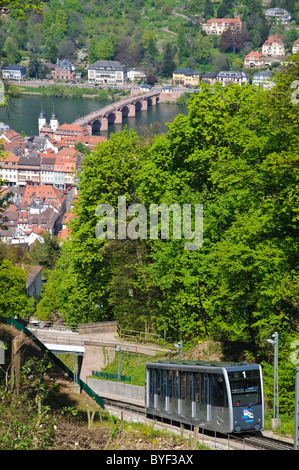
<box><xmin>194</xmin><ymin>372</ymin><xmax>209</xmax><ymax>404</ymax></box>
<box><xmin>211</xmin><ymin>374</ymin><xmax>228</xmax><ymax>407</ymax></box>
<box><xmin>228</xmin><ymin>369</ymin><xmax>262</xmax><ymax>406</ymax></box>
<box><xmin>149</xmin><ymin>368</ymin><xmax>156</xmax><ymax>394</ymax></box>
<box><xmin>168</xmin><ymin>370</ymin><xmax>179</xmax><ymax>399</ymax></box>
<box><xmin>181</xmin><ymin>372</ymin><xmax>192</xmax><ymax>401</ymax></box>
<box><xmin>155</xmin><ymin>369</ymin><xmax>168</xmax><ymax>396</ymax></box>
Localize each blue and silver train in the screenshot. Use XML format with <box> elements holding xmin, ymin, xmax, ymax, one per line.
<box><xmin>145</xmin><ymin>360</ymin><xmax>264</xmax><ymax>434</ymax></box>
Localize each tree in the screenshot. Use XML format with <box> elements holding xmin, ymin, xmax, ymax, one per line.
<box><xmin>3</xmin><ymin>37</ymin><xmax>21</xmax><ymax>64</ymax></box>
<box><xmin>1</xmin><ymin>0</ymin><xmax>43</xmax><ymax>19</ymax></box>
<box><xmin>142</xmin><ymin>31</ymin><xmax>158</xmax><ymax>66</ymax></box>
<box><xmin>30</xmin><ymin>231</ymin><xmax>61</xmax><ymax>272</ymax></box>
<box><xmin>161</xmin><ymin>43</ymin><xmax>176</xmax><ymax>78</ymax></box>
<box><xmin>217</xmin><ymin>3</ymin><xmax>229</xmax><ymax>17</ymax></box>
<box><xmin>0</xmin><ymin>259</ymin><xmax>34</xmax><ymax>318</ymax></box>
<box><xmin>204</xmin><ymin>0</ymin><xmax>214</xmax><ymax>17</ymax></box>
<box><xmin>176</xmin><ymin>26</ymin><xmax>189</xmax><ymax>63</ymax></box>
<box><xmin>89</xmin><ymin>38</ymin><xmax>115</xmax><ymax>63</ymax></box>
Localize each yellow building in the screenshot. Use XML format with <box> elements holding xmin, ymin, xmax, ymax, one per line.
<box><xmin>172</xmin><ymin>68</ymin><xmax>202</xmax><ymax>86</ymax></box>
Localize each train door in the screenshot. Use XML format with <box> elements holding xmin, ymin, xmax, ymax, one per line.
<box><xmin>168</xmin><ymin>369</ymin><xmax>179</xmax><ymax>414</ymax></box>
<box><xmin>181</xmin><ymin>371</ymin><xmax>193</xmax><ymax>418</ymax></box>
<box><xmin>194</xmin><ymin>372</ymin><xmax>211</xmax><ymax>422</ymax></box>
<box><xmin>211</xmin><ymin>373</ymin><xmax>229</xmax><ymax>430</ymax></box>
<box><xmin>147</xmin><ymin>367</ymin><xmax>155</xmax><ymax>409</ymax></box>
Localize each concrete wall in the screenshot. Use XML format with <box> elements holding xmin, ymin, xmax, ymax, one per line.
<box><xmin>78</xmin><ymin>321</ymin><xmax>118</xmax><ymax>336</ymax></box>
<box><xmin>79</xmin><ymin>341</ymin><xmax>116</xmax><ymax>382</ymax></box>
<box><xmin>158</xmin><ymin>91</ymin><xmax>184</xmax><ymax>102</ymax></box>
<box><xmin>87</xmin><ymin>377</ymin><xmax>145</xmax><ymax>405</ymax></box>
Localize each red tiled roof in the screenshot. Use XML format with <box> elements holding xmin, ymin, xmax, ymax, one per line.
<box><xmin>263</xmin><ymin>33</ymin><xmax>285</xmax><ymax>46</ymax></box>
<box><xmin>245</xmin><ymin>51</ymin><xmax>264</xmax><ymax>60</ymax></box>
<box><xmin>206</xmin><ymin>17</ymin><xmax>241</xmax><ymax>24</ymax></box>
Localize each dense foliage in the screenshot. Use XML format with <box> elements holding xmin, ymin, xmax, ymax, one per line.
<box><xmin>37</xmin><ymin>55</ymin><xmax>299</xmax><ymax>348</ymax></box>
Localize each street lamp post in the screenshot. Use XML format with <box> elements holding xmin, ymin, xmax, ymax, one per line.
<box><xmin>175</xmin><ymin>340</ymin><xmax>183</xmax><ymax>360</ymax></box>
<box><xmin>267</xmin><ymin>332</ymin><xmax>280</xmax><ymax>429</ymax></box>
<box><xmin>115</xmin><ymin>345</ymin><xmax>121</xmax><ymax>382</ymax></box>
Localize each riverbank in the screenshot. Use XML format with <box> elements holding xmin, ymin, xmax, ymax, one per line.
<box><xmin>8</xmin><ymin>83</ymin><xmax>130</xmax><ymax>101</ymax></box>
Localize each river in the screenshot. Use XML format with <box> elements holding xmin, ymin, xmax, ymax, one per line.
<box><xmin>0</xmin><ymin>94</ymin><xmax>187</xmax><ymax>138</ymax></box>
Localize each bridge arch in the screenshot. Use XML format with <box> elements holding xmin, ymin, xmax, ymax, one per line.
<box><xmin>107</xmin><ymin>112</ymin><xmax>116</xmax><ymax>124</ymax></box>
<box><xmin>135</xmin><ymin>101</ymin><xmax>142</xmax><ymax>112</ymax></box>
<box><xmin>92</xmin><ymin>119</ymin><xmax>102</xmax><ymax>132</ymax></box>
<box><xmin>121</xmin><ymin>105</ymin><xmax>130</xmax><ymax>117</ymax></box>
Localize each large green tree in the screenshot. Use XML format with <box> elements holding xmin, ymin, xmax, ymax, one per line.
<box><xmin>37</xmin><ymin>57</ymin><xmax>299</xmax><ymax>353</ymax></box>
<box><xmin>0</xmin><ymin>259</ymin><xmax>34</xmax><ymax>318</ymax></box>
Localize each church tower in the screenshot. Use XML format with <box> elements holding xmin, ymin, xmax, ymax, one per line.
<box><xmin>50</xmin><ymin>107</ymin><xmax>59</xmax><ymax>132</ymax></box>
<box><xmin>38</xmin><ymin>106</ymin><xmax>46</xmax><ymax>133</ymax></box>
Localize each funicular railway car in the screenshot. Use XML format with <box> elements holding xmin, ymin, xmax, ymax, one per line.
<box><xmin>145</xmin><ymin>360</ymin><xmax>264</xmax><ymax>434</ymax></box>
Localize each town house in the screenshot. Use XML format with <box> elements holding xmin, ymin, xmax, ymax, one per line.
<box><xmin>54</xmin><ymin>123</ymin><xmax>88</xmax><ymax>142</ymax></box>
<box><xmin>17</xmin><ymin>155</ymin><xmax>41</xmax><ymax>186</ymax></box>
<box><xmin>2</xmin><ymin>65</ymin><xmax>26</xmax><ymax>80</ymax></box>
<box><xmin>0</xmin><ymin>152</ymin><xmax>19</xmax><ymax>186</ymax></box>
<box><xmin>53</xmin><ymin>148</ymin><xmax>83</xmax><ymax>190</ymax></box>
<box><xmin>40</xmin><ymin>156</ymin><xmax>56</xmax><ymax>185</ymax></box>
<box><xmin>216</xmin><ymin>71</ymin><xmax>249</xmax><ymax>85</ymax></box>
<box><xmin>244</xmin><ymin>51</ymin><xmax>265</xmax><ymax>68</ymax></box>
<box><xmin>54</xmin><ymin>59</ymin><xmax>76</xmax><ymax>81</ymax></box>
<box><xmin>293</xmin><ymin>39</ymin><xmax>299</xmax><ymax>54</ymax></box>
<box><xmin>202</xmin><ymin>17</ymin><xmax>242</xmax><ymax>35</ymax></box>
<box><xmin>262</xmin><ymin>33</ymin><xmax>285</xmax><ymax>57</ymax></box>
<box><xmin>172</xmin><ymin>68</ymin><xmax>202</xmax><ymax>86</ymax></box>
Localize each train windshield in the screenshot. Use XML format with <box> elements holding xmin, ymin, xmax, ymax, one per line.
<box><xmin>228</xmin><ymin>369</ymin><xmax>262</xmax><ymax>407</ymax></box>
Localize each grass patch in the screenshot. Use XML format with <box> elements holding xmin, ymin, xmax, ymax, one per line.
<box><xmin>96</xmin><ymin>351</ymin><xmax>169</xmax><ymax>386</ymax></box>
<box><xmin>264</xmin><ymin>412</ymin><xmax>294</xmax><ymax>437</ymax></box>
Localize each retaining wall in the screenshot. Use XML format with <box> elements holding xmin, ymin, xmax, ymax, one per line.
<box><xmin>87</xmin><ymin>377</ymin><xmax>145</xmax><ymax>405</ymax></box>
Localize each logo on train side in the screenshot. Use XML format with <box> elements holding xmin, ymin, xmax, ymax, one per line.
<box><xmin>242</xmin><ymin>409</ymin><xmax>254</xmax><ymax>421</ymax></box>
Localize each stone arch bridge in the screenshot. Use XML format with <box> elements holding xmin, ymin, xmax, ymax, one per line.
<box><xmin>72</xmin><ymin>90</ymin><xmax>162</xmax><ymax>133</ymax></box>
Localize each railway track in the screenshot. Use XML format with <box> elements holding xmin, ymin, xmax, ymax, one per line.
<box><xmin>102</xmin><ymin>397</ymin><xmax>295</xmax><ymax>451</ymax></box>
<box><xmin>237</xmin><ymin>433</ymin><xmax>294</xmax><ymax>451</ymax></box>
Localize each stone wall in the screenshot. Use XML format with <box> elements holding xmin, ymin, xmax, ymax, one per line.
<box><xmin>78</xmin><ymin>321</ymin><xmax>118</xmax><ymax>336</ymax></box>
<box><xmin>79</xmin><ymin>341</ymin><xmax>116</xmax><ymax>382</ymax></box>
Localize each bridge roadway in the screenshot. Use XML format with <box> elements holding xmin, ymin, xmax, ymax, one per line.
<box><xmin>29</xmin><ymin>325</ymin><xmax>170</xmax><ymax>356</ymax></box>
<box><xmin>72</xmin><ymin>90</ymin><xmax>161</xmax><ymax>132</ymax></box>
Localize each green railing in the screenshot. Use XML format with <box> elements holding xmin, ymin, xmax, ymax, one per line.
<box><xmin>92</xmin><ymin>370</ymin><xmax>131</xmax><ymax>382</ymax></box>
<box><xmin>5</xmin><ymin>318</ymin><xmax>105</xmax><ymax>409</ymax></box>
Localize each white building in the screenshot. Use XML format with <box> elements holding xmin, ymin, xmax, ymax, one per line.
<box><xmin>40</xmin><ymin>156</ymin><xmax>55</xmax><ymax>185</ymax></box>
<box><xmin>2</xmin><ymin>65</ymin><xmax>26</xmax><ymax>80</ymax></box>
<box><xmin>217</xmin><ymin>71</ymin><xmax>249</xmax><ymax>85</ymax></box>
<box><xmin>88</xmin><ymin>60</ymin><xmax>127</xmax><ymax>85</ymax></box>
<box><xmin>202</xmin><ymin>17</ymin><xmax>242</xmax><ymax>36</ymax></box>
<box><xmin>127</xmin><ymin>68</ymin><xmax>146</xmax><ymax>82</ymax></box>
<box><xmin>252</xmin><ymin>71</ymin><xmax>275</xmax><ymax>90</ymax></box>
<box><xmin>265</xmin><ymin>8</ymin><xmax>292</xmax><ymax>24</ymax></box>
<box><xmin>244</xmin><ymin>51</ymin><xmax>265</xmax><ymax>68</ymax></box>
<box><xmin>0</xmin><ymin>152</ymin><xmax>18</xmax><ymax>186</ymax></box>
<box><xmin>292</xmin><ymin>39</ymin><xmax>299</xmax><ymax>54</ymax></box>
<box><xmin>262</xmin><ymin>33</ymin><xmax>285</xmax><ymax>57</ymax></box>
